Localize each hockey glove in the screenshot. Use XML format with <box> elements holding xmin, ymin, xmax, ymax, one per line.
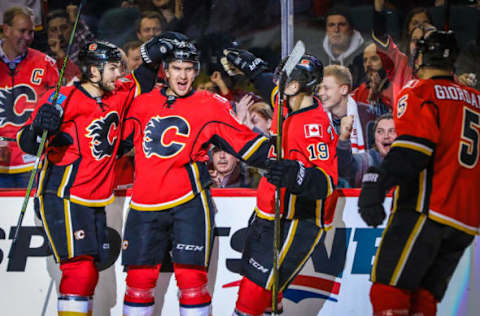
<box><xmin>32</xmin><ymin>103</ymin><xmax>63</xmax><ymax>136</ymax></box>
<box><xmin>221</xmin><ymin>48</ymin><xmax>267</xmax><ymax>80</ymax></box>
<box><xmin>358</xmin><ymin>167</ymin><xmax>387</xmax><ymax>227</ymax></box>
<box><xmin>265</xmin><ymin>159</ymin><xmax>305</xmax><ymax>193</ymax></box>
<box><xmin>140</xmin><ymin>36</ymin><xmax>174</xmax><ymax>66</ymax></box>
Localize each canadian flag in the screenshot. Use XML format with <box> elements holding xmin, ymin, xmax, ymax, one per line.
<box><xmin>304</xmin><ymin>124</ymin><xmax>322</xmax><ymax>138</ymax></box>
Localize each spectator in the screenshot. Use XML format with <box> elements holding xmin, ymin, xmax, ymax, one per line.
<box><xmin>337</xmin><ymin>113</ymin><xmax>396</xmax><ymax>187</ymax></box>
<box><xmin>209</xmin><ymin>146</ymin><xmax>252</xmax><ymax>188</ymax></box>
<box><xmin>372</xmin><ymin>0</ymin><xmax>436</xmax><ymax>106</ymax></box>
<box><xmin>0</xmin><ymin>6</ymin><xmax>59</xmax><ymax>188</ymax></box>
<box><xmin>318</xmin><ymin>65</ymin><xmax>370</xmax><ymax>153</ymax></box>
<box><xmin>0</xmin><ymin>1</ymin><xmax>42</xmax><ymax>29</ymax></box>
<box><xmin>316</xmin><ymin>6</ymin><xmax>367</xmax><ymax>88</ymax></box>
<box><xmin>398</xmin><ymin>6</ymin><xmax>432</xmax><ymax>54</ymax></box>
<box><xmin>234</xmin><ymin>94</ymin><xmax>273</xmax><ymax>188</ymax></box>
<box><xmin>247</xmin><ymin>100</ymin><xmax>272</xmax><ymax>135</ymax></box>
<box><xmin>235</xmin><ymin>93</ymin><xmax>272</xmax><ymax>135</ymax></box>
<box><xmin>138</xmin><ymin>0</ymin><xmax>183</xmax><ymax>27</ymax></box>
<box><xmin>352</xmin><ymin>42</ymin><xmax>394</xmax><ymax>114</ymax></box>
<box><xmin>197</xmin><ymin>70</ymin><xmax>231</xmax><ymax>97</ymax></box>
<box><xmin>45</xmin><ymin>9</ymin><xmax>82</xmax><ymax>85</ymax></box>
<box><xmin>135</xmin><ymin>10</ymin><xmax>166</xmax><ymax>42</ymax></box>
<box><xmin>123</xmin><ymin>40</ymin><xmax>143</xmax><ymax>72</ymax></box>
<box><xmin>195</xmin><ymin>71</ymin><xmax>217</xmax><ymax>93</ymax></box>
<box><xmin>46</xmin><ymin>7</ymin><xmax>95</xmax><ymax>64</ymax></box>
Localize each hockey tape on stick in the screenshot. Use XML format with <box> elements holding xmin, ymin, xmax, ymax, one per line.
<box><xmin>281</xmin><ymin>40</ymin><xmax>306</xmax><ymax>77</ymax></box>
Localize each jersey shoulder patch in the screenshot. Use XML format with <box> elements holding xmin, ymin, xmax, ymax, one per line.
<box><xmin>48</xmin><ymin>91</ymin><xmax>67</xmax><ymax>106</ymax></box>
<box><xmin>44</xmin><ymin>54</ymin><xmax>57</xmax><ymax>67</ymax></box>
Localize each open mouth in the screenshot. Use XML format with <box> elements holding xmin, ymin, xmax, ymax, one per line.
<box><xmin>177</xmin><ymin>81</ymin><xmax>188</xmax><ymax>91</ymax></box>
<box><xmin>382</xmin><ymin>142</ymin><xmax>392</xmax><ymax>150</ymax></box>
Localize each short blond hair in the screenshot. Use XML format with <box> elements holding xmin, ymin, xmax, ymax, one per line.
<box><xmin>249</xmin><ymin>101</ymin><xmax>273</xmax><ymax>121</ymax></box>
<box><xmin>323</xmin><ymin>65</ymin><xmax>353</xmax><ymax>89</ymax></box>
<box><xmin>3</xmin><ymin>6</ymin><xmax>34</xmax><ymax>26</ymax></box>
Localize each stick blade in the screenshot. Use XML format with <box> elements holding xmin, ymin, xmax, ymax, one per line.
<box><xmin>282</xmin><ymin>40</ymin><xmax>306</xmax><ymax>76</ymax></box>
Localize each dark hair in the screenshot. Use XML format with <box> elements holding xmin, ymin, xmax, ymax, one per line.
<box><xmin>46</xmin><ymin>9</ymin><xmax>69</xmax><ymax>25</ymax></box>
<box><xmin>373</xmin><ymin>112</ymin><xmax>393</xmax><ymax>132</ymax></box>
<box><xmin>325</xmin><ymin>6</ymin><xmax>352</xmax><ymax>28</ymax></box>
<box><xmin>135</xmin><ymin>10</ymin><xmax>166</xmax><ymax>33</ymax></box>
<box><xmin>400</xmin><ymin>7</ymin><xmax>432</xmax><ymax>54</ymax></box>
<box><xmin>123</xmin><ymin>40</ymin><xmax>143</xmax><ymax>53</ymax></box>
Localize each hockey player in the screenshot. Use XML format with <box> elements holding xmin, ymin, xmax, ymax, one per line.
<box><xmin>221</xmin><ymin>50</ymin><xmax>338</xmax><ymax>315</ymax></box>
<box><xmin>16</xmin><ymin>39</ymin><xmax>164</xmax><ymax>315</ymax></box>
<box><xmin>120</xmin><ymin>32</ymin><xmax>271</xmax><ymax>316</ymax></box>
<box><xmin>358</xmin><ymin>30</ymin><xmax>480</xmax><ymax>315</ymax></box>
<box><xmin>0</xmin><ymin>6</ymin><xmax>59</xmax><ymax>187</ymax></box>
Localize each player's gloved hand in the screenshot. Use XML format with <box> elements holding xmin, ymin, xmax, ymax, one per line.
<box><xmin>265</xmin><ymin>159</ymin><xmax>305</xmax><ymax>193</ymax></box>
<box><xmin>221</xmin><ymin>48</ymin><xmax>267</xmax><ymax>79</ymax></box>
<box><xmin>140</xmin><ymin>36</ymin><xmax>174</xmax><ymax>65</ymax></box>
<box><xmin>32</xmin><ymin>103</ymin><xmax>63</xmax><ymax>136</ymax></box>
<box><xmin>358</xmin><ymin>167</ymin><xmax>387</xmax><ymax>227</ymax></box>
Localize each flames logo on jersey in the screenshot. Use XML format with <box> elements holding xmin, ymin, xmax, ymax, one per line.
<box><xmin>143</xmin><ymin>116</ymin><xmax>190</xmax><ymax>159</ymax></box>
<box><xmin>0</xmin><ymin>85</ymin><xmax>37</xmax><ymax>127</ymax></box>
<box><xmin>86</xmin><ymin>111</ymin><xmax>120</xmax><ymax>160</ymax></box>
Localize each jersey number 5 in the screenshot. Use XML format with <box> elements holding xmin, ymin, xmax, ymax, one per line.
<box><xmin>307</xmin><ymin>143</ymin><xmax>329</xmax><ymax>161</ymax></box>
<box><xmin>459</xmin><ymin>107</ymin><xmax>480</xmax><ymax>168</ymax></box>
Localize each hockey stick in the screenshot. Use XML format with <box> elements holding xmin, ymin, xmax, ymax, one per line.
<box><xmin>271</xmin><ymin>40</ymin><xmax>305</xmax><ymax>315</ymax></box>
<box><xmin>10</xmin><ymin>0</ymin><xmax>87</xmax><ymax>255</ymax></box>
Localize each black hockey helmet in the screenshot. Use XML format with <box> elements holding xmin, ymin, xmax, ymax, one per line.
<box><xmin>78</xmin><ymin>41</ymin><xmax>122</xmax><ymax>78</ymax></box>
<box><xmin>160</xmin><ymin>31</ymin><xmax>200</xmax><ymax>66</ymax></box>
<box><xmin>415</xmin><ymin>30</ymin><xmax>458</xmax><ymax>70</ymax></box>
<box><xmin>274</xmin><ymin>54</ymin><xmax>323</xmax><ymax>94</ymax></box>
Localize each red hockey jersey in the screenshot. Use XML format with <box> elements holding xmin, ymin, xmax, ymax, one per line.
<box><xmin>123</xmin><ymin>88</ymin><xmax>269</xmax><ymax>210</ymax></box>
<box><xmin>255</xmin><ymin>101</ymin><xmax>338</xmax><ymax>229</ymax></box>
<box><xmin>391</xmin><ymin>77</ymin><xmax>480</xmax><ymax>235</ymax></box>
<box><xmin>20</xmin><ymin>75</ymin><xmax>140</xmax><ymax>206</ymax></box>
<box><xmin>0</xmin><ymin>48</ymin><xmax>59</xmax><ymax>173</ymax></box>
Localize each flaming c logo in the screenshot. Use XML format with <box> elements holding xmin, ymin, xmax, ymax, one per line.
<box><xmin>0</xmin><ymin>85</ymin><xmax>36</xmax><ymax>127</ymax></box>
<box><xmin>86</xmin><ymin>111</ymin><xmax>120</xmax><ymax>160</ymax></box>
